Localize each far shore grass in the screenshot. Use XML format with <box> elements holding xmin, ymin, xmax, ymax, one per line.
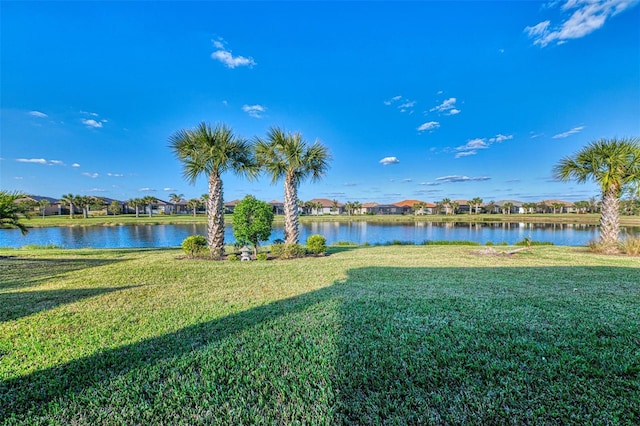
<box><xmin>20</xmin><ymin>212</ymin><xmax>640</xmax><ymax>228</ymax></box>
<box><xmin>1</xmin><ymin>245</ymin><xmax>638</xmax><ymax>424</ymax></box>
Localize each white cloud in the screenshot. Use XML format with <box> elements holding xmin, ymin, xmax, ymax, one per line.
<box><xmin>72</xmin><ymin>163</ymin><xmax>81</xmax><ymax>168</ymax></box>
<box><xmin>379</xmin><ymin>156</ymin><xmax>400</xmax><ymax>165</ymax></box>
<box><xmin>417</xmin><ymin>121</ymin><xmax>440</xmax><ymax>132</ymax></box>
<box><xmin>107</xmin><ymin>173</ymin><xmax>124</xmax><ymax>177</ymax></box>
<box><xmin>448</xmin><ymin>109</ymin><xmax>461</xmax><ymax>115</ymax></box>
<box><xmin>454</xmin><ymin>134</ymin><xmax>512</xmax><ymax>158</ymax></box>
<box><xmin>80</xmin><ymin>111</ymin><xmax>99</xmax><ymax>117</ymax></box>
<box><xmin>16</xmin><ymin>158</ymin><xmax>66</xmax><ymax>166</ymax></box>
<box><xmin>82</xmin><ymin>119</ymin><xmax>103</xmax><ymax>128</ymax></box>
<box><xmin>163</xmin><ymin>187</ymin><xmax>177</xmax><ymax>192</ymax></box>
<box><xmin>211</xmin><ymin>39</ymin><xmax>256</xmax><ymax>68</ymax></box>
<box><xmin>139</xmin><ymin>187</ymin><xmax>156</xmax><ymax>192</ymax></box>
<box><xmin>384</xmin><ymin>95</ymin><xmax>415</xmax><ymax>113</ymax></box>
<box><xmin>430</xmin><ymin>97</ymin><xmax>457</xmax><ymax>113</ymax></box>
<box><xmin>242</xmin><ymin>104</ymin><xmax>266</xmax><ymax>118</ymax></box>
<box><xmin>552</xmin><ymin>125</ymin><xmax>585</xmax><ymax>138</ymax></box>
<box><xmin>435</xmin><ymin>175</ymin><xmax>491</xmax><ymax>183</ymax></box>
<box><xmin>82</xmin><ymin>172</ymin><xmax>99</xmax><ymax>178</ymax></box>
<box><xmin>17</xmin><ymin>158</ymin><xmax>48</xmax><ymax>164</ymax></box>
<box><xmin>525</xmin><ymin>0</ymin><xmax>636</xmax><ymax>47</ymax></box>
<box><xmin>28</xmin><ymin>111</ymin><xmax>48</xmax><ymax>118</ymax></box>
<box><xmin>89</xmin><ymin>188</ymin><xmax>106</xmax><ymax>193</ymax></box>
<box><xmin>489</xmin><ymin>134</ymin><xmax>513</xmax><ymax>143</ymax></box>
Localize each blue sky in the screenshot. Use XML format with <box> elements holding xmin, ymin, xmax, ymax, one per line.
<box><xmin>2</xmin><ymin>1</ymin><xmax>639</xmax><ymax>204</ymax></box>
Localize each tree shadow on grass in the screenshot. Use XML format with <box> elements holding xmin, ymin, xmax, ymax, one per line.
<box><xmin>0</xmin><ymin>257</ymin><xmax>125</xmax><ymax>291</ymax></box>
<box><xmin>1</xmin><ymin>265</ymin><xmax>639</xmax><ymax>423</ymax></box>
<box><xmin>0</xmin><ymin>286</ymin><xmax>141</xmax><ymax>323</ymax></box>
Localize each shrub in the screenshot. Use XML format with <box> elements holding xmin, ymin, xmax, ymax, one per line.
<box><xmin>306</xmin><ymin>234</ymin><xmax>327</xmax><ymax>255</ymax></box>
<box><xmin>272</xmin><ymin>243</ymin><xmax>307</xmax><ymax>259</ymax></box>
<box><xmin>181</xmin><ymin>235</ymin><xmax>207</xmax><ymax>258</ymax></box>
<box><xmin>619</xmin><ymin>236</ymin><xmax>640</xmax><ymax>256</ymax></box>
<box><xmin>256</xmin><ymin>253</ymin><xmax>268</xmax><ymax>261</ymax></box>
<box><xmin>231</xmin><ymin>195</ymin><xmax>274</xmax><ymax>256</ymax></box>
<box><xmin>227</xmin><ymin>254</ymin><xmax>239</xmax><ymax>262</ymax></box>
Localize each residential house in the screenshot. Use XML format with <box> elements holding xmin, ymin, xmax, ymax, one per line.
<box><xmin>307</xmin><ymin>198</ymin><xmax>344</xmax><ymax>215</ymax></box>
<box><xmin>17</xmin><ymin>195</ymin><xmax>61</xmax><ymax>216</ymax></box>
<box><xmin>224</xmin><ymin>199</ymin><xmax>241</xmax><ymax>214</ymax></box>
<box><xmin>494</xmin><ymin>200</ymin><xmax>525</xmax><ymax>214</ymax></box>
<box><xmin>268</xmin><ymin>200</ymin><xmax>285</xmax><ymax>215</ymax></box>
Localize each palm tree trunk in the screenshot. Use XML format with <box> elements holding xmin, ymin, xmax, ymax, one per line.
<box><xmin>283</xmin><ymin>174</ymin><xmax>299</xmax><ymax>245</ymax></box>
<box><xmin>599</xmin><ymin>188</ymin><xmax>620</xmax><ymax>253</ymax></box>
<box><xmin>69</xmin><ymin>203</ymin><xmax>74</xmax><ymax>219</ymax></box>
<box><xmin>208</xmin><ymin>173</ymin><xmax>225</xmax><ymax>258</ymax></box>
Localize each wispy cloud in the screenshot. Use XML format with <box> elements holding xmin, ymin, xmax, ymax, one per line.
<box><xmin>139</xmin><ymin>187</ymin><xmax>156</xmax><ymax>192</ymax></box>
<box><xmin>379</xmin><ymin>156</ymin><xmax>400</xmax><ymax>165</ymax></box>
<box><xmin>72</xmin><ymin>163</ymin><xmax>81</xmax><ymax>168</ymax></box>
<box><xmin>82</xmin><ymin>119</ymin><xmax>103</xmax><ymax>128</ymax></box>
<box><xmin>454</xmin><ymin>134</ymin><xmax>513</xmax><ymax>158</ymax></box>
<box><xmin>16</xmin><ymin>158</ymin><xmax>65</xmax><ymax>165</ymax></box>
<box><xmin>552</xmin><ymin>125</ymin><xmax>585</xmax><ymax>139</ymax></box>
<box><xmin>211</xmin><ymin>39</ymin><xmax>256</xmax><ymax>68</ymax></box>
<box><xmin>343</xmin><ymin>182</ymin><xmax>357</xmax><ymax>187</ymax></box>
<box><xmin>435</xmin><ymin>175</ymin><xmax>491</xmax><ymax>184</ymax></box>
<box><xmin>107</xmin><ymin>173</ymin><xmax>124</xmax><ymax>177</ymax></box>
<box><xmin>429</xmin><ymin>97</ymin><xmax>461</xmax><ymax>115</ymax></box>
<box><xmin>384</xmin><ymin>95</ymin><xmax>416</xmax><ymax>113</ymax></box>
<box><xmin>525</xmin><ymin>0</ymin><xmax>636</xmax><ymax>47</ymax></box>
<box><xmin>242</xmin><ymin>104</ymin><xmax>266</xmax><ymax>118</ymax></box>
<box><xmin>82</xmin><ymin>172</ymin><xmax>99</xmax><ymax>178</ymax></box>
<box><xmin>417</xmin><ymin>121</ymin><xmax>440</xmax><ymax>132</ymax></box>
<box><xmin>28</xmin><ymin>111</ymin><xmax>48</xmax><ymax>118</ymax></box>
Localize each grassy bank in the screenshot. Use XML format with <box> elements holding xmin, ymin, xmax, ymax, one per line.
<box><xmin>20</xmin><ymin>212</ymin><xmax>640</xmax><ymax>228</ymax></box>
<box><xmin>1</xmin><ymin>245</ymin><xmax>639</xmax><ymax>424</ymax></box>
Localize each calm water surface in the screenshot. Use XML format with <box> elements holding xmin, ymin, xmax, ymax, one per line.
<box><xmin>2</xmin><ymin>222</ymin><xmax>640</xmax><ymax>249</ymax></box>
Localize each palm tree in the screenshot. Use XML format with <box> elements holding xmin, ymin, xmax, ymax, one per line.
<box><xmin>450</xmin><ymin>200</ymin><xmax>459</xmax><ymax>215</ymax></box>
<box><xmin>502</xmin><ymin>202</ymin><xmax>514</xmax><ymax>214</ymax></box>
<box><xmin>554</xmin><ymin>137</ymin><xmax>640</xmax><ymax>252</ymax></box>
<box><xmin>470</xmin><ymin>197</ymin><xmax>483</xmax><ymax>215</ymax></box>
<box><xmin>60</xmin><ymin>193</ymin><xmax>77</xmax><ymax>219</ymax></box>
<box><xmin>551</xmin><ymin>202</ymin><xmax>564</xmax><ymax>214</ymax></box>
<box><xmin>352</xmin><ymin>200</ymin><xmax>362</xmax><ymax>215</ymax></box>
<box><xmin>187</xmin><ymin>198</ymin><xmax>202</xmax><ymax>217</ymax></box>
<box><xmin>38</xmin><ymin>199</ymin><xmax>50</xmax><ymax>218</ymax></box>
<box><xmin>142</xmin><ymin>196</ymin><xmax>157</xmax><ymax>217</ymax></box>
<box><xmin>169</xmin><ymin>193</ymin><xmax>184</xmax><ymax>215</ymax></box>
<box><xmin>344</xmin><ymin>201</ymin><xmax>354</xmax><ymax>216</ymax></box>
<box><xmin>0</xmin><ymin>191</ymin><xmax>30</xmax><ymax>234</ymax></box>
<box><xmin>440</xmin><ymin>198</ymin><xmax>451</xmax><ymax>215</ymax></box>
<box><xmin>331</xmin><ymin>199</ymin><xmax>339</xmax><ymax>213</ymax></box>
<box><xmin>256</xmin><ymin>126</ymin><xmax>331</xmax><ymax>245</ymax></box>
<box><xmin>170</xmin><ymin>122</ymin><xmax>257</xmax><ymax>257</ymax></box>
<box><xmin>128</xmin><ymin>198</ymin><xmax>144</xmax><ymax>218</ymax></box>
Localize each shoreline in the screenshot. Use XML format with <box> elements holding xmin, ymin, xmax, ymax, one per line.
<box><xmin>14</xmin><ymin>213</ymin><xmax>640</xmax><ymax>229</ymax></box>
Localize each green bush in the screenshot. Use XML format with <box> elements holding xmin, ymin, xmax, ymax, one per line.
<box><xmin>181</xmin><ymin>235</ymin><xmax>207</xmax><ymax>258</ymax></box>
<box><xmin>256</xmin><ymin>253</ymin><xmax>268</xmax><ymax>261</ymax></box>
<box><xmin>272</xmin><ymin>243</ymin><xmax>307</xmax><ymax>259</ymax></box>
<box><xmin>306</xmin><ymin>234</ymin><xmax>327</xmax><ymax>255</ymax></box>
<box><xmin>227</xmin><ymin>254</ymin><xmax>239</xmax><ymax>262</ymax></box>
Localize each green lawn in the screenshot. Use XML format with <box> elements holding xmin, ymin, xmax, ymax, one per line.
<box><xmin>1</xmin><ymin>245</ymin><xmax>638</xmax><ymax>424</ymax></box>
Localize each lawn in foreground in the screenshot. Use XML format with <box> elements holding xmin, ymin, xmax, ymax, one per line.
<box><xmin>0</xmin><ymin>245</ymin><xmax>638</xmax><ymax>424</ymax></box>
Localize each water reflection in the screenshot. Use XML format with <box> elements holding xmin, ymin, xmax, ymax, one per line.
<box><xmin>1</xmin><ymin>221</ymin><xmax>639</xmax><ymax>249</ymax></box>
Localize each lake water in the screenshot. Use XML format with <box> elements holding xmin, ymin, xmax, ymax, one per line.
<box><xmin>2</xmin><ymin>221</ymin><xmax>640</xmax><ymax>249</ymax></box>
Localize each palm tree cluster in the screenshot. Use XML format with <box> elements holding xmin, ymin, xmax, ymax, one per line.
<box><xmin>170</xmin><ymin>123</ymin><xmax>330</xmax><ymax>257</ymax></box>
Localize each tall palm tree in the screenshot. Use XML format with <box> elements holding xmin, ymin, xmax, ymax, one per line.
<box><xmin>352</xmin><ymin>200</ymin><xmax>362</xmax><ymax>215</ymax></box>
<box><xmin>470</xmin><ymin>197</ymin><xmax>483</xmax><ymax>215</ymax></box>
<box><xmin>169</xmin><ymin>193</ymin><xmax>184</xmax><ymax>215</ymax></box>
<box><xmin>187</xmin><ymin>198</ymin><xmax>202</xmax><ymax>217</ymax></box>
<box><xmin>170</xmin><ymin>122</ymin><xmax>257</xmax><ymax>257</ymax></box>
<box><xmin>256</xmin><ymin>126</ymin><xmax>330</xmax><ymax>245</ymax></box>
<box><xmin>554</xmin><ymin>137</ymin><xmax>640</xmax><ymax>252</ymax></box>
<box><xmin>142</xmin><ymin>196</ymin><xmax>157</xmax><ymax>217</ymax></box>
<box><xmin>60</xmin><ymin>193</ymin><xmax>77</xmax><ymax>219</ymax></box>
<box><xmin>128</xmin><ymin>198</ymin><xmax>144</xmax><ymax>218</ymax></box>
<box><xmin>38</xmin><ymin>199</ymin><xmax>50</xmax><ymax>218</ymax></box>
<box><xmin>440</xmin><ymin>198</ymin><xmax>451</xmax><ymax>215</ymax></box>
